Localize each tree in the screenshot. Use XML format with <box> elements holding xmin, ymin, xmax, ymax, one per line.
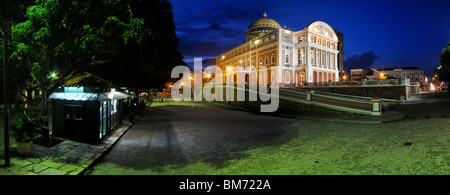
<box><xmin>0</xmin><ymin>0</ymin><xmax>36</xmax><ymax>106</ymax></box>
<box><xmin>93</xmin><ymin>0</ymin><xmax>184</xmax><ymax>91</ymax></box>
<box><xmin>438</xmin><ymin>41</ymin><xmax>450</xmax><ymax>83</ymax></box>
<box><xmin>10</xmin><ymin>0</ymin><xmax>106</xmax><ymax>113</ymax></box>
<box><xmin>9</xmin><ymin>0</ymin><xmax>184</xmax><ymax>113</ymax></box>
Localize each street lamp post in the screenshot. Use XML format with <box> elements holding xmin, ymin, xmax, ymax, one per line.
<box><xmin>3</xmin><ymin>0</ymin><xmax>10</xmax><ymax>167</ymax></box>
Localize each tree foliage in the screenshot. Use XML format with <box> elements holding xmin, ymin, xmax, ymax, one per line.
<box><xmin>438</xmin><ymin>41</ymin><xmax>450</xmax><ymax>83</ymax></box>
<box><xmin>92</xmin><ymin>0</ymin><xmax>185</xmax><ymax>91</ymax></box>
<box><xmin>1</xmin><ymin>0</ymin><xmax>36</xmax><ymax>105</ymax></box>
<box><xmin>5</xmin><ymin>0</ymin><xmax>184</xmax><ymax>110</ymax></box>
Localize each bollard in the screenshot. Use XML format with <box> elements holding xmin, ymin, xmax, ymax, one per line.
<box><xmin>306</xmin><ymin>91</ymin><xmax>314</xmax><ymax>101</ymax></box>
<box><xmin>371</xmin><ymin>97</ymin><xmax>381</xmax><ymax>113</ymax></box>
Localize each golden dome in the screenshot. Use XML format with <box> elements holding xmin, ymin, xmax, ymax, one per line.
<box><xmin>246</xmin><ymin>12</ymin><xmax>281</xmax><ymax>41</ymax></box>
<box><xmin>248</xmin><ymin>12</ymin><xmax>281</xmax><ymax>29</ymax></box>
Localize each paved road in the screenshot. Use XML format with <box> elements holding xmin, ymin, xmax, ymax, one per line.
<box><xmin>79</xmin><ymin>92</ymin><xmax>450</xmax><ymax>174</ymax></box>
<box><xmin>88</xmin><ymin>103</ymin><xmax>298</xmax><ymax>172</ymax></box>
<box><xmin>393</xmin><ymin>92</ymin><xmax>450</xmax><ymax>119</ymax></box>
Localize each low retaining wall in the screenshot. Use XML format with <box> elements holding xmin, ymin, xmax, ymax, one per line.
<box><xmin>191</xmin><ymin>85</ymin><xmax>365</xmax><ymax>115</ymax></box>
<box><xmin>301</xmin><ymin>85</ymin><xmax>411</xmax><ymax>100</ymax></box>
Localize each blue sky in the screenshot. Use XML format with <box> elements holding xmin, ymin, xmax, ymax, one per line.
<box><xmin>171</xmin><ymin>0</ymin><xmax>450</xmax><ymax>76</ymax></box>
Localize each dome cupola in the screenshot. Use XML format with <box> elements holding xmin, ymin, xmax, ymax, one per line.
<box><xmin>246</xmin><ymin>11</ymin><xmax>281</xmax><ymax>41</ymax></box>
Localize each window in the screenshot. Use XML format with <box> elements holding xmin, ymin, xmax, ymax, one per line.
<box><xmin>111</xmin><ymin>99</ymin><xmax>118</xmax><ymax>114</ymax></box>
<box><xmin>271</xmin><ymin>54</ymin><xmax>275</xmax><ymax>64</ymax></box>
<box><xmin>286</xmin><ymin>54</ymin><xmax>289</xmax><ymax>64</ymax></box>
<box><xmin>326</xmin><ymin>52</ymin><xmax>330</xmax><ymax>67</ymax></box>
<box><xmin>331</xmin><ymin>54</ymin><xmax>335</xmax><ymax>68</ymax></box>
<box><xmin>64</xmin><ymin>104</ymin><xmax>83</xmax><ymax>120</ymax></box>
<box><xmin>285</xmin><ymin>71</ymin><xmax>290</xmax><ymax>84</ymax></box>
<box><xmin>284</xmin><ymin>35</ymin><xmax>291</xmax><ymax>40</ymax></box>
<box><xmin>322</xmin><ymin>51</ymin><xmax>325</xmax><ymax>66</ymax></box>
<box><xmin>259</xmin><ymin>58</ymin><xmax>263</xmax><ymax>65</ymax></box>
<box><xmin>299</xmin><ymin>36</ymin><xmax>305</xmax><ymax>43</ymax></box>
<box><xmin>265</xmin><ymin>56</ymin><xmax>269</xmax><ymax>65</ymax></box>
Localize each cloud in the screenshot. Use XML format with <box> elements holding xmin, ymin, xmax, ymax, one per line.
<box><xmin>176</xmin><ymin>19</ymin><xmax>246</xmax><ymax>58</ymax></box>
<box><xmin>173</xmin><ymin>1</ymin><xmax>273</xmax><ymax>60</ymax></box>
<box><xmin>178</xmin><ymin>38</ymin><xmax>241</xmax><ymax>58</ymax></box>
<box><xmin>344</xmin><ymin>50</ymin><xmax>378</xmax><ymax>70</ymax></box>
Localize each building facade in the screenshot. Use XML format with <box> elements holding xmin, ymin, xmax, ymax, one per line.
<box><xmin>216</xmin><ymin>13</ymin><xmax>340</xmax><ymax>87</ymax></box>
<box><xmin>334</xmin><ymin>29</ymin><xmax>344</xmax><ymax>75</ymax></box>
<box><xmin>378</xmin><ymin>67</ymin><xmax>425</xmax><ymax>83</ymax></box>
<box><xmin>351</xmin><ymin>69</ymin><xmax>374</xmax><ymax>81</ymax></box>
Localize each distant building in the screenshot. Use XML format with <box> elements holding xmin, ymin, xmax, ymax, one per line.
<box><xmin>350</xmin><ymin>69</ymin><xmax>373</xmax><ymax>81</ymax></box>
<box><xmin>378</xmin><ymin>67</ymin><xmax>425</xmax><ymax>83</ymax></box>
<box><xmin>334</xmin><ymin>29</ymin><xmax>344</xmax><ymax>75</ymax></box>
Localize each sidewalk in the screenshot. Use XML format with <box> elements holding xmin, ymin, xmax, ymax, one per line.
<box><xmin>0</xmin><ymin>120</ymin><xmax>135</xmax><ymax>175</ymax></box>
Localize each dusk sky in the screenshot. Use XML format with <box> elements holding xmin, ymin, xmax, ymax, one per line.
<box><xmin>171</xmin><ymin>0</ymin><xmax>450</xmax><ymax>76</ymax></box>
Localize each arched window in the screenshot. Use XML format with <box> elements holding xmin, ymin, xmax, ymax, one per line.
<box><xmin>265</xmin><ymin>56</ymin><xmax>269</xmax><ymax>65</ymax></box>
<box><xmin>285</xmin><ymin>71</ymin><xmax>290</xmax><ymax>84</ymax></box>
<box><xmin>259</xmin><ymin>58</ymin><xmax>263</xmax><ymax>65</ymax></box>
<box><xmin>271</xmin><ymin>54</ymin><xmax>275</xmax><ymax>64</ymax></box>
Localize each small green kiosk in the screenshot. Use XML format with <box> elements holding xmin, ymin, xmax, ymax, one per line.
<box><xmin>48</xmin><ymin>73</ymin><xmax>130</xmax><ymax>144</ymax></box>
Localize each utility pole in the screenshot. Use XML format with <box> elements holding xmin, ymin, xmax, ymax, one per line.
<box><xmin>3</xmin><ymin>0</ymin><xmax>10</xmax><ymax>167</ymax></box>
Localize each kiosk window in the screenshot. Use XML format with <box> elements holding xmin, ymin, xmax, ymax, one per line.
<box><xmin>64</xmin><ymin>105</ymin><xmax>83</xmax><ymax>120</ymax></box>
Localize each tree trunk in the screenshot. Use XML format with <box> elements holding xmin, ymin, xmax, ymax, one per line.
<box><xmin>43</xmin><ymin>90</ymin><xmax>48</xmax><ymax>116</ymax></box>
